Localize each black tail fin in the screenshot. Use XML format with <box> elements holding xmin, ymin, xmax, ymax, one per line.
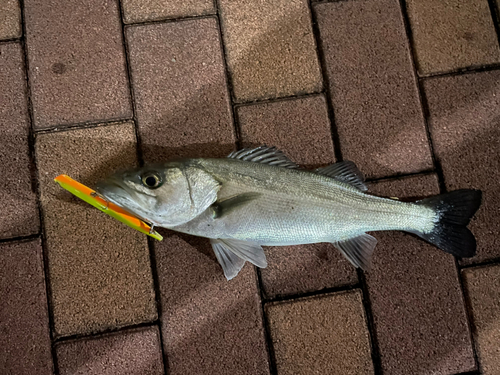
<box><xmin>414</xmin><ymin>189</ymin><xmax>482</xmax><ymax>258</ymax></box>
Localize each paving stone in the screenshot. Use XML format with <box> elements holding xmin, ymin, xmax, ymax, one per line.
<box><xmin>35</xmin><ymin>123</ymin><xmax>157</xmax><ymax>337</ymax></box>
<box><xmin>218</xmin><ymin>0</ymin><xmax>322</xmax><ymax>102</ymax></box>
<box><xmin>259</xmin><ymin>242</ymin><xmax>358</xmax><ymax>300</ymax></box>
<box><xmin>462</xmin><ymin>265</ymin><xmax>500</xmax><ymax>375</ymax></box>
<box><xmin>0</xmin><ymin>239</ymin><xmax>53</xmax><ymax>375</ymax></box>
<box><xmin>121</xmin><ymin>0</ymin><xmax>214</xmax><ymax>24</ymax></box>
<box><xmin>126</xmin><ymin>18</ymin><xmax>235</xmax><ymax>163</ymax></box>
<box><xmin>365</xmin><ymin>174</ymin><xmax>475</xmax><ymax>375</ymax></box>
<box><xmin>237</xmin><ymin>95</ymin><xmax>334</xmax><ymax>167</ymax></box>
<box><xmin>0</xmin><ymin>42</ymin><xmax>40</xmax><ymax>239</ymax></box>
<box><xmin>266</xmin><ymin>290</ymin><xmax>373</xmax><ymax>375</ymax></box>
<box><xmin>315</xmin><ymin>0</ymin><xmax>432</xmax><ymax>179</ymax></box>
<box><xmin>423</xmin><ymin>70</ymin><xmax>500</xmax><ymax>264</ymax></box>
<box><xmin>24</xmin><ymin>0</ymin><xmax>132</xmax><ymax>129</ymax></box>
<box><xmin>155</xmin><ymin>234</ymin><xmax>270</xmax><ymax>375</ymax></box>
<box><xmin>56</xmin><ymin>326</ymin><xmax>164</xmax><ymax>375</ymax></box>
<box><xmin>236</xmin><ymin>95</ymin><xmax>357</xmax><ymax>298</ymax></box>
<box><xmin>407</xmin><ymin>0</ymin><xmax>500</xmax><ymax>75</ymax></box>
<box><xmin>0</xmin><ymin>0</ymin><xmax>21</xmax><ymax>39</ymax></box>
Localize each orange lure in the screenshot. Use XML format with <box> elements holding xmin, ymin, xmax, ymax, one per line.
<box><xmin>54</xmin><ymin>174</ymin><xmax>163</xmax><ymax>241</ymax></box>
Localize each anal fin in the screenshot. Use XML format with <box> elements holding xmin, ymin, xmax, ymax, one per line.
<box><xmin>332</xmin><ymin>233</ymin><xmax>377</xmax><ymax>270</ymax></box>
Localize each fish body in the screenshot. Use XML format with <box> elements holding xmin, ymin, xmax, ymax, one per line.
<box><xmin>96</xmin><ymin>146</ymin><xmax>482</xmax><ymax>280</ymax></box>
<box><xmin>170</xmin><ymin>157</ymin><xmax>435</xmax><ymax>245</ymax></box>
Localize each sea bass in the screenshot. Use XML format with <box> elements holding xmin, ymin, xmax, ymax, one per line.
<box><xmin>96</xmin><ymin>146</ymin><xmax>482</xmax><ymax>280</ymax></box>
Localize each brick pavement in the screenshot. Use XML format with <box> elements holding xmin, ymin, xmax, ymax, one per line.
<box><xmin>1</xmin><ymin>0</ymin><xmax>499</xmax><ymax>374</ymax></box>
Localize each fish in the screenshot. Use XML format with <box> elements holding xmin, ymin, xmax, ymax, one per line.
<box><xmin>96</xmin><ymin>146</ymin><xmax>482</xmax><ymax>280</ymax></box>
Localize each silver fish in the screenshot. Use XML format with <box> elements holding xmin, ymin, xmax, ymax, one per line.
<box><xmin>96</xmin><ymin>146</ymin><xmax>482</xmax><ymax>280</ymax></box>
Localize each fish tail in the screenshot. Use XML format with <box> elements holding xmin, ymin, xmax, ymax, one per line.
<box><xmin>413</xmin><ymin>189</ymin><xmax>482</xmax><ymax>258</ymax></box>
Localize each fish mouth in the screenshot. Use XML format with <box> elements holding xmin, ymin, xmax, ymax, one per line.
<box><xmin>95</xmin><ymin>177</ymin><xmax>151</xmax><ymax>223</ymax></box>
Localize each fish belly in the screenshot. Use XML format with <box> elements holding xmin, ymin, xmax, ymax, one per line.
<box><xmin>175</xmin><ymin>190</ymin><xmax>435</xmax><ymax>246</ymax></box>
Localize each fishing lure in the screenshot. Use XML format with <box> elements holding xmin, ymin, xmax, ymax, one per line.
<box><xmin>54</xmin><ymin>174</ymin><xmax>163</xmax><ymax>241</ymax></box>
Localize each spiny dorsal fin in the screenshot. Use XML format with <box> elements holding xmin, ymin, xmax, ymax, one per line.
<box><xmin>316</xmin><ymin>161</ymin><xmax>368</xmax><ymax>191</ymax></box>
<box><xmin>228</xmin><ymin>146</ymin><xmax>299</xmax><ymax>169</ymax></box>
<box><xmin>332</xmin><ymin>233</ymin><xmax>377</xmax><ymax>270</ymax></box>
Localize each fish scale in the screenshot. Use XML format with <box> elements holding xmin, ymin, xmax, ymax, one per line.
<box><xmin>171</xmin><ymin>158</ymin><xmax>436</xmax><ymax>245</ymax></box>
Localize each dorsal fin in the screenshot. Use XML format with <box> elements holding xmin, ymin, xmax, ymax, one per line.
<box><xmin>228</xmin><ymin>146</ymin><xmax>299</xmax><ymax>169</ymax></box>
<box><xmin>316</xmin><ymin>161</ymin><xmax>368</xmax><ymax>191</ymax></box>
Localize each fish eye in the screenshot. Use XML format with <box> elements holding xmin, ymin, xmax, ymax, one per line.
<box><xmin>141</xmin><ymin>172</ymin><xmax>162</xmax><ymax>189</ymax></box>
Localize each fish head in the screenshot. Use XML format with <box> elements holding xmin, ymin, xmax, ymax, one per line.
<box><xmin>96</xmin><ymin>162</ymin><xmax>220</xmax><ymax>227</ymax></box>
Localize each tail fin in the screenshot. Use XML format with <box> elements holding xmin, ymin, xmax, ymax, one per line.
<box><xmin>414</xmin><ymin>189</ymin><xmax>482</xmax><ymax>258</ymax></box>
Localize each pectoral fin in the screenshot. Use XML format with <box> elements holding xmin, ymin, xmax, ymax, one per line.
<box><xmin>332</xmin><ymin>233</ymin><xmax>377</xmax><ymax>270</ymax></box>
<box><xmin>210</xmin><ymin>238</ymin><xmax>267</xmax><ymax>280</ymax></box>
<box><xmin>211</xmin><ymin>192</ymin><xmax>262</xmax><ymax>219</ymax></box>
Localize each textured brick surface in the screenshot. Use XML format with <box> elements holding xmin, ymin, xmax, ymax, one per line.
<box><xmin>423</xmin><ymin>70</ymin><xmax>500</xmax><ymax>264</ymax></box>
<box><xmin>315</xmin><ymin>0</ymin><xmax>432</xmax><ymax>179</ymax></box>
<box><xmin>236</xmin><ymin>95</ymin><xmax>357</xmax><ymax>297</ymax></box>
<box><xmin>366</xmin><ymin>174</ymin><xmax>475</xmax><ymax>375</ymax></box>
<box><xmin>218</xmin><ymin>0</ymin><xmax>322</xmax><ymax>102</ymax></box>
<box><xmin>0</xmin><ymin>0</ymin><xmax>21</xmax><ymax>39</ymax></box>
<box><xmin>24</xmin><ymin>0</ymin><xmax>132</xmax><ymax>129</ymax></box>
<box><xmin>56</xmin><ymin>326</ymin><xmax>164</xmax><ymax>375</ymax></box>
<box><xmin>237</xmin><ymin>95</ymin><xmax>334</xmax><ymax>167</ymax></box>
<box><xmin>0</xmin><ymin>43</ymin><xmax>40</xmax><ymax>239</ymax></box>
<box><xmin>155</xmin><ymin>234</ymin><xmax>270</xmax><ymax>375</ymax></box>
<box><xmin>122</xmin><ymin>0</ymin><xmax>214</xmax><ymax>24</ymax></box>
<box><xmin>35</xmin><ymin>123</ymin><xmax>157</xmax><ymax>337</ymax></box>
<box><xmin>126</xmin><ymin>18</ymin><xmax>235</xmax><ymax>163</ymax></box>
<box><xmin>0</xmin><ymin>240</ymin><xmax>53</xmax><ymax>375</ymax></box>
<box><xmin>407</xmin><ymin>0</ymin><xmax>500</xmax><ymax>75</ymax></box>
<box><xmin>260</xmin><ymin>243</ymin><xmax>358</xmax><ymax>299</ymax></box>
<box><xmin>266</xmin><ymin>290</ymin><xmax>373</xmax><ymax>375</ymax></box>
<box><xmin>463</xmin><ymin>265</ymin><xmax>500</xmax><ymax>375</ymax></box>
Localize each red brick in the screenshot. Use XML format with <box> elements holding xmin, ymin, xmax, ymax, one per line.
<box><xmin>266</xmin><ymin>290</ymin><xmax>374</xmax><ymax>375</ymax></box>
<box><xmin>237</xmin><ymin>95</ymin><xmax>334</xmax><ymax>167</ymax></box>
<box><xmin>423</xmin><ymin>70</ymin><xmax>500</xmax><ymax>264</ymax></box>
<box><xmin>407</xmin><ymin>0</ymin><xmax>500</xmax><ymax>75</ymax></box>
<box><xmin>462</xmin><ymin>265</ymin><xmax>500</xmax><ymax>374</ymax></box>
<box><xmin>155</xmin><ymin>234</ymin><xmax>270</xmax><ymax>375</ymax></box>
<box><xmin>0</xmin><ymin>0</ymin><xmax>21</xmax><ymax>39</ymax></box>
<box><xmin>236</xmin><ymin>95</ymin><xmax>357</xmax><ymax>297</ymax></box>
<box><xmin>121</xmin><ymin>0</ymin><xmax>215</xmax><ymax>24</ymax></box>
<box><xmin>315</xmin><ymin>0</ymin><xmax>432</xmax><ymax>178</ymax></box>
<box><xmin>218</xmin><ymin>0</ymin><xmax>323</xmax><ymax>101</ymax></box>
<box><xmin>0</xmin><ymin>239</ymin><xmax>53</xmax><ymax>375</ymax></box>
<box><xmin>260</xmin><ymin>243</ymin><xmax>357</xmax><ymax>299</ymax></box>
<box><xmin>126</xmin><ymin>18</ymin><xmax>235</xmax><ymax>163</ymax></box>
<box><xmin>56</xmin><ymin>326</ymin><xmax>164</xmax><ymax>375</ymax></box>
<box><xmin>35</xmin><ymin>123</ymin><xmax>157</xmax><ymax>337</ymax></box>
<box><xmin>0</xmin><ymin>43</ymin><xmax>40</xmax><ymax>239</ymax></box>
<box><xmin>24</xmin><ymin>0</ymin><xmax>132</xmax><ymax>129</ymax></box>
<box><xmin>365</xmin><ymin>174</ymin><xmax>475</xmax><ymax>374</ymax></box>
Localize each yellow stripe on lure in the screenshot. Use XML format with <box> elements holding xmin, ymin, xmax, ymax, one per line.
<box><xmin>54</xmin><ymin>174</ymin><xmax>163</xmax><ymax>241</ymax></box>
